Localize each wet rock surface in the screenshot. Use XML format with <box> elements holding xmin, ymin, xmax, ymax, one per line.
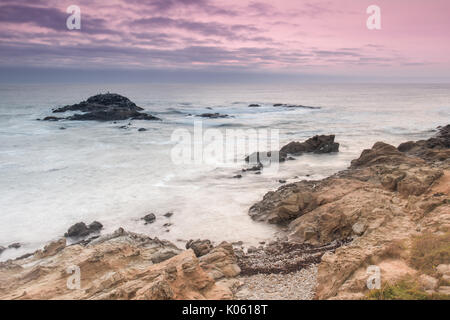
<box><xmin>43</xmin><ymin>93</ymin><xmax>161</xmax><ymax>122</ymax></box>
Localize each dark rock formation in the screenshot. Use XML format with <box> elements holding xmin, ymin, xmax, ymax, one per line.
<box><xmin>397</xmin><ymin>124</ymin><xmax>450</xmax><ymax>162</ymax></box>
<box><xmin>142</xmin><ymin>213</ymin><xmax>156</xmax><ymax>224</ymax></box>
<box><xmin>88</xmin><ymin>221</ymin><xmax>103</xmax><ymax>232</ymax></box>
<box><xmin>163</xmin><ymin>212</ymin><xmax>173</xmax><ymax>218</ymax></box>
<box><xmin>64</xmin><ymin>221</ymin><xmax>103</xmax><ymax>238</ymax></box>
<box><xmin>248</xmin><ymin>104</ymin><xmax>261</xmax><ymax>107</ymax></box>
<box><xmin>280</xmin><ymin>135</ymin><xmax>339</xmax><ymax>155</ymax></box>
<box><xmin>8</xmin><ymin>243</ymin><xmax>21</xmax><ymax>249</ymax></box>
<box><xmin>44</xmin><ymin>93</ymin><xmax>161</xmax><ymax>122</ymax></box>
<box><xmin>186</xmin><ymin>239</ymin><xmax>214</xmax><ymax>257</ymax></box>
<box><xmin>196</xmin><ymin>113</ymin><xmax>229</xmax><ymax>119</ymax></box>
<box><xmin>245</xmin><ymin>135</ymin><xmax>339</xmax><ymax>164</ymax></box>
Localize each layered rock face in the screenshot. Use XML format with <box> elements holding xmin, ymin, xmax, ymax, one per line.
<box><xmin>43</xmin><ymin>93</ymin><xmax>161</xmax><ymax>121</ymax></box>
<box><xmin>0</xmin><ymin>229</ymin><xmax>241</xmax><ymax>300</ymax></box>
<box><xmin>249</xmin><ymin>125</ymin><xmax>449</xmax><ymax>299</ymax></box>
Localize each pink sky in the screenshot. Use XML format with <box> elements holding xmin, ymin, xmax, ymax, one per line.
<box><xmin>0</xmin><ymin>0</ymin><xmax>449</xmax><ymax>79</ymax></box>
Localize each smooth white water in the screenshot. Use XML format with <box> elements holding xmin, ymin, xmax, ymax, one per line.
<box><xmin>0</xmin><ymin>83</ymin><xmax>449</xmax><ymax>260</ymax></box>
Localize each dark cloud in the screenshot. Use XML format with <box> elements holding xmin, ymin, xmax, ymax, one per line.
<box><xmin>0</xmin><ymin>4</ymin><xmax>66</xmax><ymax>31</ymax></box>
<box><xmin>0</xmin><ymin>4</ymin><xmax>116</xmax><ymax>35</ymax></box>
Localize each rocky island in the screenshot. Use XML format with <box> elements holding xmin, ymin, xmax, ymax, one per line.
<box><xmin>42</xmin><ymin>93</ymin><xmax>161</xmax><ymax>122</ymax></box>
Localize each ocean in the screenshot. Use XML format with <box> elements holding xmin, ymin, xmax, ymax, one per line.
<box><xmin>0</xmin><ymin>82</ymin><xmax>449</xmax><ymax>261</ymax></box>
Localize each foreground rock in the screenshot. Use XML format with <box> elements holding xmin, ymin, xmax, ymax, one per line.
<box><xmin>0</xmin><ymin>229</ymin><xmax>241</xmax><ymax>300</ymax></box>
<box><xmin>250</xmin><ymin>125</ymin><xmax>450</xmax><ymax>299</ymax></box>
<box><xmin>245</xmin><ymin>135</ymin><xmax>339</xmax><ymax>164</ymax></box>
<box><xmin>43</xmin><ymin>93</ymin><xmax>161</xmax><ymax>122</ymax></box>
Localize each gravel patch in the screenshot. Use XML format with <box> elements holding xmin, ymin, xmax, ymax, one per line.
<box><xmin>235</xmin><ymin>265</ymin><xmax>317</xmax><ymax>300</ymax></box>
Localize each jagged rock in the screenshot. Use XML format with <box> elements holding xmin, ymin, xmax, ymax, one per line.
<box><xmin>248</xmin><ymin>124</ymin><xmax>449</xmax><ymax>299</ymax></box>
<box><xmin>0</xmin><ymin>230</ymin><xmax>236</xmax><ymax>300</ymax></box>
<box><xmin>163</xmin><ymin>212</ymin><xmax>173</xmax><ymax>218</ymax></box>
<box><xmin>245</xmin><ymin>135</ymin><xmax>339</xmax><ymax>165</ymax></box>
<box><xmin>248</xmin><ymin>104</ymin><xmax>261</xmax><ymax>107</ymax></box>
<box><xmin>44</xmin><ymin>93</ymin><xmax>161</xmax><ymax>122</ymax></box>
<box><xmin>138</xmin><ymin>128</ymin><xmax>147</xmax><ymax>132</ymax></box>
<box><xmin>186</xmin><ymin>239</ymin><xmax>213</xmax><ymax>257</ymax></box>
<box><xmin>280</xmin><ymin>135</ymin><xmax>339</xmax><ymax>155</ymax></box>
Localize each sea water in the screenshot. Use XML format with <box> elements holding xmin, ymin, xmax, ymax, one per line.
<box><xmin>0</xmin><ymin>83</ymin><xmax>449</xmax><ymax>260</ymax></box>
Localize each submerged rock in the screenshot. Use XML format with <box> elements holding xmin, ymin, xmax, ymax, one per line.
<box><xmin>44</xmin><ymin>93</ymin><xmax>161</xmax><ymax>122</ymax></box>
<box><xmin>8</xmin><ymin>243</ymin><xmax>21</xmax><ymax>249</ymax></box>
<box><xmin>197</xmin><ymin>113</ymin><xmax>229</xmax><ymax>119</ymax></box>
<box><xmin>142</xmin><ymin>213</ymin><xmax>156</xmax><ymax>224</ymax></box>
<box><xmin>273</xmin><ymin>103</ymin><xmax>320</xmax><ymax>109</ymax></box>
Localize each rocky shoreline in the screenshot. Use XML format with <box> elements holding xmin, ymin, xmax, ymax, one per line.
<box><xmin>0</xmin><ymin>125</ymin><xmax>448</xmax><ymax>300</ymax></box>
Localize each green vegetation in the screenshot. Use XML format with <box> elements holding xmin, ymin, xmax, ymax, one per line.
<box><xmin>367</xmin><ymin>278</ymin><xmax>450</xmax><ymax>300</ymax></box>
<box><xmin>410</xmin><ymin>232</ymin><xmax>450</xmax><ymax>276</ymax></box>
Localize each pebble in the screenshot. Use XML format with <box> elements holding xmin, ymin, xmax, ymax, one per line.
<box><xmin>235</xmin><ymin>265</ymin><xmax>317</xmax><ymax>300</ymax></box>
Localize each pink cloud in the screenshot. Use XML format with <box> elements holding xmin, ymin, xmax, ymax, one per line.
<box><xmin>0</xmin><ymin>0</ymin><xmax>449</xmax><ymax>78</ymax></box>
